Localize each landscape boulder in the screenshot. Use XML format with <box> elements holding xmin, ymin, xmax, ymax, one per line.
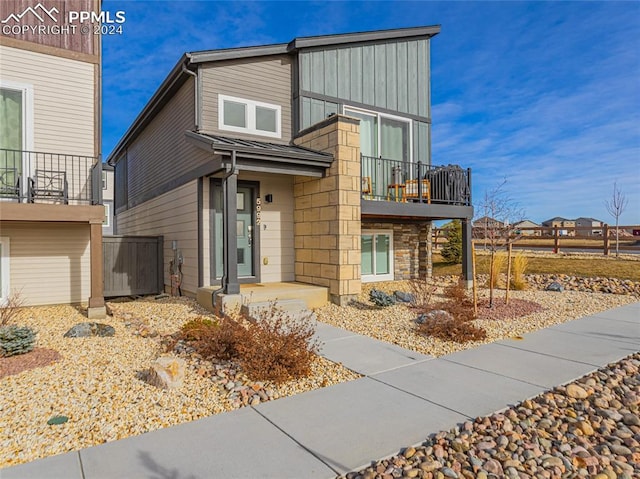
<box><xmin>545</xmin><ymin>282</ymin><xmax>564</xmax><ymax>293</ymax></box>
<box><xmin>394</xmin><ymin>291</ymin><xmax>415</xmax><ymax>303</ymax></box>
<box><xmin>416</xmin><ymin>310</ymin><xmax>454</xmax><ymax>324</ymax></box>
<box><xmin>143</xmin><ymin>356</ymin><xmax>186</xmax><ymax>389</ymax></box>
<box><xmin>64</xmin><ymin>322</ymin><xmax>115</xmax><ymax>338</ymax></box>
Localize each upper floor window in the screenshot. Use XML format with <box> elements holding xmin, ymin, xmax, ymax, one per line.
<box><xmin>218</xmin><ymin>94</ymin><xmax>281</xmax><ymax>139</ymax></box>
<box><xmin>344</xmin><ymin>106</ymin><xmax>411</xmax><ymax>163</ymax></box>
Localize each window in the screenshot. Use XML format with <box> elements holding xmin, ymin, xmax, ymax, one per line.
<box><xmin>0</xmin><ymin>237</ymin><xmax>9</xmax><ymax>305</ymax></box>
<box><xmin>103</xmin><ymin>203</ymin><xmax>110</xmax><ymax>228</ymax></box>
<box><xmin>361</xmin><ymin>230</ymin><xmax>393</xmax><ymax>282</ymax></box>
<box><xmin>218</xmin><ymin>94</ymin><xmax>281</xmax><ymax>138</ymax></box>
<box><xmin>102</xmin><ymin>171</ymin><xmax>107</xmax><ymax>190</ymax></box>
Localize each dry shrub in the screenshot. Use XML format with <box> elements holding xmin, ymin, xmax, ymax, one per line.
<box><xmin>487</xmin><ymin>252</ymin><xmax>506</xmax><ymax>289</ymax></box>
<box><xmin>236</xmin><ymin>307</ymin><xmax>320</xmax><ymax>384</ymax></box>
<box><xmin>511</xmin><ymin>254</ymin><xmax>529</xmax><ymax>290</ymax></box>
<box><xmin>0</xmin><ymin>292</ymin><xmax>25</xmax><ymax>326</ymax></box>
<box><xmin>415</xmin><ymin>276</ymin><xmax>484</xmax><ymax>343</ymax></box>
<box><xmin>178</xmin><ymin>305</ymin><xmax>320</xmax><ymax>384</ymax></box>
<box><xmin>408</xmin><ymin>277</ymin><xmax>437</xmax><ymax>311</ymax></box>
<box><xmin>416</xmin><ymin>316</ymin><xmax>486</xmax><ymax>343</ymax></box>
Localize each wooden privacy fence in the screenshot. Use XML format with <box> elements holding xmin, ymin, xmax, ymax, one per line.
<box><xmin>103</xmin><ymin>235</ymin><xmax>164</xmax><ymax>297</ymax></box>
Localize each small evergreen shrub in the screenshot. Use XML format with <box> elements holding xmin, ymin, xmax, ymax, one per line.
<box><xmin>0</xmin><ymin>325</ymin><xmax>36</xmax><ymax>357</ymax></box>
<box><xmin>369</xmin><ymin>289</ymin><xmax>396</xmax><ymax>307</ymax></box>
<box><xmin>441</xmin><ymin>220</ymin><xmax>462</xmax><ymax>264</ymax></box>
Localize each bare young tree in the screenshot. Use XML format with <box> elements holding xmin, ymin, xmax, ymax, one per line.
<box><xmin>605</xmin><ymin>181</ymin><xmax>628</xmax><ymax>258</ymax></box>
<box><xmin>477</xmin><ymin>179</ymin><xmax>525</xmax><ymax>307</ymax></box>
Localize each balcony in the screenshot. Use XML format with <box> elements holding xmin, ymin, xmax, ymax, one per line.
<box><xmin>360</xmin><ymin>155</ymin><xmax>473</xmax><ymax>220</ymax></box>
<box><xmin>0</xmin><ymin>149</ymin><xmax>102</xmax><ymax>206</ymax></box>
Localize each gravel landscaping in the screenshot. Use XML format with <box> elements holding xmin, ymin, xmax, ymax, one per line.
<box><xmin>339</xmin><ymin>353</ymin><xmax>640</xmax><ymax>479</ymax></box>
<box><xmin>316</xmin><ymin>277</ymin><xmax>638</xmax><ymax>358</ymax></box>
<box><xmin>0</xmin><ymin>297</ymin><xmax>359</xmax><ymax>469</ymax></box>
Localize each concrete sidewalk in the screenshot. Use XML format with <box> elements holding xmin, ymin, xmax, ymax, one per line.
<box><xmin>2</xmin><ymin>302</ymin><xmax>638</xmax><ymax>479</ymax></box>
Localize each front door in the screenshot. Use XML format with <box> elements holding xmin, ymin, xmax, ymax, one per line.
<box><xmin>211</xmin><ymin>181</ymin><xmax>257</xmax><ymax>282</ymax></box>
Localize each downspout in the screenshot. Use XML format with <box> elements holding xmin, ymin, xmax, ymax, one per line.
<box><xmin>181</xmin><ymin>61</ymin><xmax>200</xmax><ymax>131</ymax></box>
<box><xmin>211</xmin><ymin>150</ymin><xmax>238</xmax><ymax>314</ymax></box>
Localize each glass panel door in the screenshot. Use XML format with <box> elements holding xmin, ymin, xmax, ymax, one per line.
<box><xmin>381</xmin><ymin>117</ymin><xmax>411</xmax><ymax>188</ymax></box>
<box><xmin>0</xmin><ymin>88</ymin><xmax>23</xmax><ymax>198</ymax></box>
<box><xmin>236</xmin><ymin>188</ymin><xmax>254</xmax><ymax>277</ymax></box>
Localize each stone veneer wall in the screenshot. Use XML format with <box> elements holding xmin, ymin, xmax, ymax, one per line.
<box><xmin>293</xmin><ymin>115</ymin><xmax>362</xmax><ymax>305</ymax></box>
<box><xmin>362</xmin><ymin>221</ymin><xmax>432</xmax><ymax>280</ymax></box>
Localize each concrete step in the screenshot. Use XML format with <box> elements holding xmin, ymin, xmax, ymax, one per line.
<box><xmin>241</xmin><ymin>299</ymin><xmax>316</xmax><ymax>323</ymax></box>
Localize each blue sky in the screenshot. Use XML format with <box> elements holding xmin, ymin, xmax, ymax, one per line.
<box><xmin>102</xmin><ymin>1</ymin><xmax>640</xmax><ymax>224</ymax></box>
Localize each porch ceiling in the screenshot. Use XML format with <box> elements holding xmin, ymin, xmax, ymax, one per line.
<box><xmin>185</xmin><ymin>131</ymin><xmax>333</xmax><ymax>177</ymax></box>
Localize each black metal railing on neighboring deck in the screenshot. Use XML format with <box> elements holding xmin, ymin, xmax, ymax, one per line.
<box><xmin>360</xmin><ymin>155</ymin><xmax>471</xmax><ymax>206</ymax></box>
<box><xmin>0</xmin><ymin>149</ymin><xmax>102</xmax><ymax>205</ymax></box>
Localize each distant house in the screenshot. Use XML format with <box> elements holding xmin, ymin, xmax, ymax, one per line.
<box><xmin>542</xmin><ymin>217</ymin><xmax>576</xmax><ymax>236</ymax></box>
<box><xmin>513</xmin><ymin>219</ymin><xmax>540</xmax><ymax>236</ymax></box>
<box><xmin>574</xmin><ymin>217</ymin><xmax>603</xmax><ymax>236</ymax></box>
<box><xmin>472</xmin><ymin>216</ymin><xmax>504</xmax><ymax>229</ymax></box>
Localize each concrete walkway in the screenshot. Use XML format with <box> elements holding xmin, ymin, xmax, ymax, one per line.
<box><xmin>3</xmin><ymin>302</ymin><xmax>638</xmax><ymax>479</ymax></box>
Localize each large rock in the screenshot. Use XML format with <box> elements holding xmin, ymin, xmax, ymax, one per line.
<box><xmin>545</xmin><ymin>282</ymin><xmax>564</xmax><ymax>292</ymax></box>
<box><xmin>64</xmin><ymin>322</ymin><xmax>115</xmax><ymax>338</ymax></box>
<box><xmin>394</xmin><ymin>291</ymin><xmax>415</xmax><ymax>303</ymax></box>
<box><xmin>144</xmin><ymin>356</ymin><xmax>186</xmax><ymax>389</ymax></box>
<box><xmin>416</xmin><ymin>310</ymin><xmax>454</xmax><ymax>324</ymax></box>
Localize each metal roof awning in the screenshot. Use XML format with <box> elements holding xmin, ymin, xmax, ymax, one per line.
<box><xmin>185</xmin><ymin>131</ymin><xmax>333</xmax><ymax>177</ymax></box>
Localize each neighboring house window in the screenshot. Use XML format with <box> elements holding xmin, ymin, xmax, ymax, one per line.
<box><xmin>0</xmin><ymin>80</ymin><xmax>33</xmax><ymax>197</ymax></box>
<box><xmin>344</xmin><ymin>106</ymin><xmax>412</xmax><ymax>163</ymax></box>
<box><xmin>218</xmin><ymin>94</ymin><xmax>281</xmax><ymax>139</ymax></box>
<box><xmin>0</xmin><ymin>237</ymin><xmax>9</xmax><ymax>305</ymax></box>
<box><xmin>102</xmin><ymin>171</ymin><xmax>107</xmax><ymax>190</ymax></box>
<box><xmin>103</xmin><ymin>203</ymin><xmax>110</xmax><ymax>228</ymax></box>
<box><xmin>361</xmin><ymin>230</ymin><xmax>393</xmax><ymax>282</ymax></box>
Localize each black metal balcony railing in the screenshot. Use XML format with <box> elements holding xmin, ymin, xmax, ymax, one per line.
<box><xmin>361</xmin><ymin>155</ymin><xmax>471</xmax><ymax>206</ymax></box>
<box><xmin>0</xmin><ymin>149</ymin><xmax>102</xmax><ymax>205</ymax></box>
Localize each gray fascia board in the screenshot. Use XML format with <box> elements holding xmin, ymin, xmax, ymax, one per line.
<box><xmin>361</xmin><ymin>200</ymin><xmax>473</xmax><ymax>220</ymax></box>
<box><xmin>189</xmin><ymin>44</ymin><xmax>289</xmax><ymax>63</ymax></box>
<box><xmin>107</xmin><ymin>54</ymin><xmax>191</xmax><ymax>165</ymax></box>
<box><xmin>290</xmin><ymin>25</ymin><xmax>441</xmax><ymax>50</ymax></box>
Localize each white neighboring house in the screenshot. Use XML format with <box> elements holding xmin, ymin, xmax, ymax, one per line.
<box><xmin>102</xmin><ymin>163</ymin><xmax>114</xmax><ymax>235</ymax></box>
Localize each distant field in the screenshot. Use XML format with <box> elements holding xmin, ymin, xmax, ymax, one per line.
<box><xmin>432</xmin><ymin>253</ymin><xmax>640</xmax><ymax>282</ymax></box>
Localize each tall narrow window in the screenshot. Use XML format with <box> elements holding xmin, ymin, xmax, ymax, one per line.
<box><xmin>361</xmin><ymin>230</ymin><xmax>393</xmax><ymax>282</ymax></box>
<box><xmin>0</xmin><ymin>238</ymin><xmax>10</xmax><ymax>305</ymax></box>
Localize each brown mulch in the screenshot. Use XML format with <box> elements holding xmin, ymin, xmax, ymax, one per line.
<box><xmin>0</xmin><ymin>348</ymin><xmax>62</xmax><ymax>379</ymax></box>
<box><xmin>475</xmin><ymin>298</ymin><xmax>545</xmax><ymax>321</ymax></box>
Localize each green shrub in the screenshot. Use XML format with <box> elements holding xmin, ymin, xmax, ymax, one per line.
<box><xmin>0</xmin><ymin>325</ymin><xmax>36</xmax><ymax>357</ymax></box>
<box><xmin>441</xmin><ymin>220</ymin><xmax>462</xmax><ymax>264</ymax></box>
<box><xmin>369</xmin><ymin>289</ymin><xmax>396</xmax><ymax>307</ymax></box>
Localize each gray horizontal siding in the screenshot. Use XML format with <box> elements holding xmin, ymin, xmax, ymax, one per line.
<box><xmin>200</xmin><ymin>55</ymin><xmax>292</xmax><ymax>143</ymax></box>
<box><xmin>123</xmin><ymin>78</ymin><xmax>210</xmax><ymax>209</ymax></box>
<box><xmin>299</xmin><ymin>38</ymin><xmax>431</xmax><ymax>119</ymax></box>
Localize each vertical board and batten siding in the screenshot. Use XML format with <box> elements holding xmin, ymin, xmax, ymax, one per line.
<box><xmin>3</xmin><ymin>223</ymin><xmax>90</xmax><ymax>306</ymax></box>
<box><xmin>103</xmin><ymin>236</ymin><xmax>163</xmax><ymax>297</ymax></box>
<box><xmin>0</xmin><ymin>45</ymin><xmax>95</xmax><ymax>156</ymax></box>
<box><xmin>298</xmin><ymin>39</ymin><xmax>431</xmax><ymax>162</ymax></box>
<box><xmin>200</xmin><ymin>55</ymin><xmax>293</xmax><ymax>143</ymax></box>
<box><xmin>116</xmin><ymin>181</ymin><xmax>199</xmax><ymax>295</ymax></box>
<box><xmin>124</xmin><ymin>78</ymin><xmax>209</xmax><ymax>210</ymax></box>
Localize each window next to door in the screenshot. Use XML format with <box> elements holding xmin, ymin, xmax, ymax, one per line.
<box><xmin>361</xmin><ymin>230</ymin><xmax>393</xmax><ymax>282</ymax></box>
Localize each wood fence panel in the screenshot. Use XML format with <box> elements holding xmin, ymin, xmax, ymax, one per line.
<box><xmin>103</xmin><ymin>236</ymin><xmax>163</xmax><ymax>297</ymax></box>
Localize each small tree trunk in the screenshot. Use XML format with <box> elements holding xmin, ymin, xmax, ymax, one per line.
<box><xmin>471</xmin><ymin>240</ymin><xmax>478</xmax><ymax>317</ymax></box>
<box><xmin>488</xmin><ymin>250</ymin><xmax>495</xmax><ymax>308</ymax></box>
<box><xmin>505</xmin><ymin>243</ymin><xmax>512</xmax><ymax>305</ymax></box>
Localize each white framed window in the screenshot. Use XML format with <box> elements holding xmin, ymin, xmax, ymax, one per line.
<box><xmin>102</xmin><ymin>171</ymin><xmax>107</xmax><ymax>190</ymax></box>
<box><xmin>103</xmin><ymin>203</ymin><xmax>110</xmax><ymax>228</ymax></box>
<box><xmin>0</xmin><ymin>237</ymin><xmax>10</xmax><ymax>305</ymax></box>
<box><xmin>218</xmin><ymin>94</ymin><xmax>281</xmax><ymax>139</ymax></box>
<box><xmin>361</xmin><ymin>229</ymin><xmax>394</xmax><ymax>282</ymax></box>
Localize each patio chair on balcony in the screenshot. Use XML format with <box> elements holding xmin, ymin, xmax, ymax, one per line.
<box><xmin>0</xmin><ymin>167</ymin><xmax>20</xmax><ymax>200</ymax></box>
<box><xmin>405</xmin><ymin>178</ymin><xmax>431</xmax><ymax>204</ymax></box>
<box><xmin>361</xmin><ymin>176</ymin><xmax>373</xmax><ymax>199</ymax></box>
<box><xmin>28</xmin><ymin>170</ymin><xmax>68</xmax><ymax>204</ymax></box>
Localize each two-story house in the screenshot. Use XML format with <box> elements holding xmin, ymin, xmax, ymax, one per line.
<box><xmin>0</xmin><ymin>0</ymin><xmax>105</xmax><ymax>317</ymax></box>
<box><xmin>107</xmin><ymin>26</ymin><xmax>473</xmax><ymax>310</ymax></box>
